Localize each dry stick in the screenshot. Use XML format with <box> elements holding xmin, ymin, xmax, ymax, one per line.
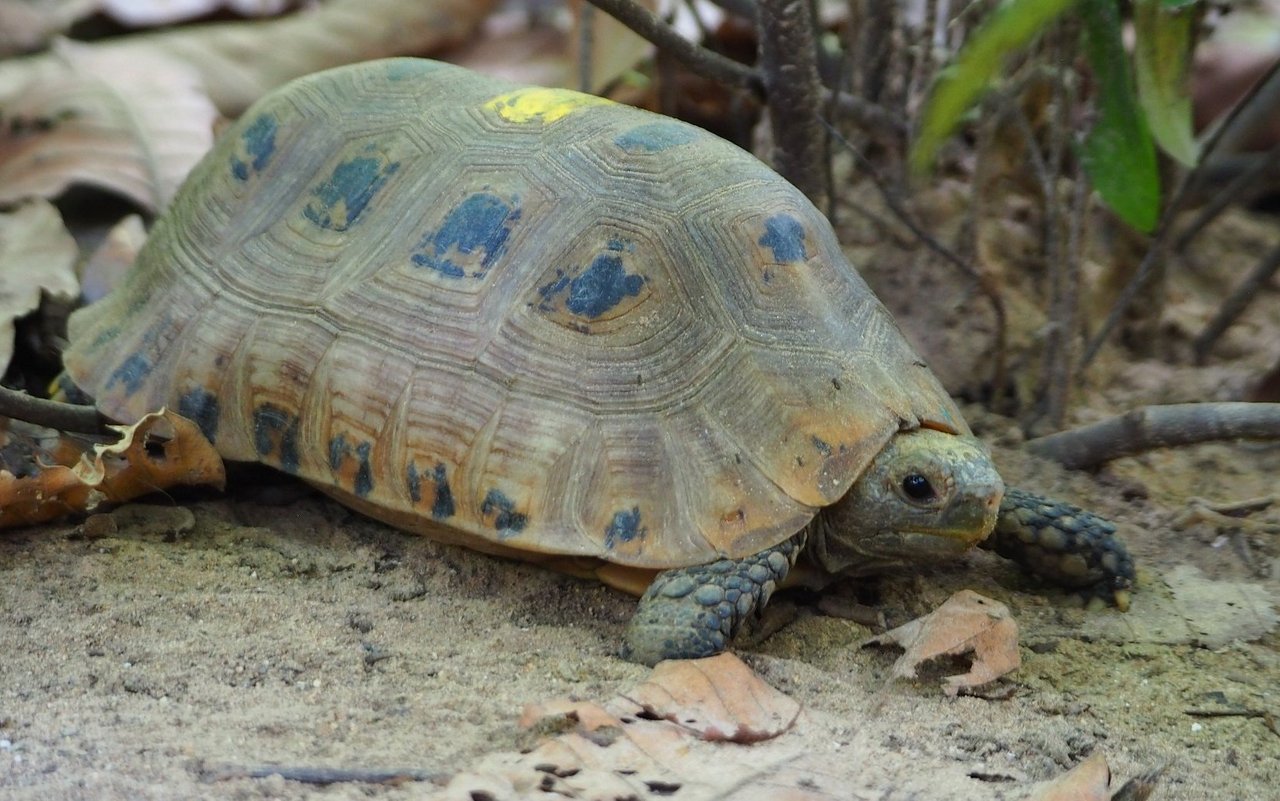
<box><xmin>202</xmin><ymin>764</ymin><xmax>445</xmax><ymax>786</ymax></box>
<box><xmin>1192</xmin><ymin>241</ymin><xmax>1280</xmax><ymax>363</ymax></box>
<box><xmin>580</xmin><ymin>0</ymin><xmax>761</xmax><ymax>91</ymax></box>
<box><xmin>1173</xmin><ymin>139</ymin><xmax>1280</xmax><ymax>254</ymax></box>
<box><xmin>0</xmin><ymin>385</ymin><xmax>109</xmax><ymax>435</ymax></box>
<box><xmin>757</xmin><ymin>0</ymin><xmax>829</xmax><ymax>210</ymax></box>
<box><xmin>1025</xmin><ymin>402</ymin><xmax>1280</xmax><ymax>470</ymax></box>
<box><xmin>826</xmin><ymin>123</ymin><xmax>1009</xmax><ymax>394</ymax></box>
<box><xmin>1083</xmin><ymin>56</ymin><xmax>1280</xmax><ymax>367</ymax></box>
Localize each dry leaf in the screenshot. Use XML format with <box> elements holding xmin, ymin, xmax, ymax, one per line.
<box><xmin>0</xmin><ymin>0</ymin><xmax>94</xmax><ymax>56</ymax></box>
<box><xmin>0</xmin><ymin>0</ymin><xmax>500</xmax><ymax>117</ymax></box>
<box><xmin>0</xmin><ymin>408</ymin><xmax>225</xmax><ymax>530</ymax></box>
<box><xmin>451</xmin><ymin>654</ymin><xmax>821</xmax><ymax>801</ymax></box>
<box><xmin>1024</xmin><ymin>751</ymin><xmax>1111</xmax><ymax>801</ymax></box>
<box><xmin>79</xmin><ymin>213</ymin><xmax>145</xmax><ymax>303</ymax></box>
<box><xmin>863</xmin><ymin>589</ymin><xmax>1022</xmax><ymax>695</ymax></box>
<box><xmin>99</xmin><ymin>0</ymin><xmax>293</xmax><ymax>26</ymax></box>
<box><xmin>0</xmin><ymin>39</ymin><xmax>217</xmax><ymax>210</ymax></box>
<box><xmin>0</xmin><ymin>199</ymin><xmax>79</xmax><ymax>373</ymax></box>
<box><xmin>621</xmin><ymin>653</ymin><xmax>801</xmax><ymax>742</ymax></box>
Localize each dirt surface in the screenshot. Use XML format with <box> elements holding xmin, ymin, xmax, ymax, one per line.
<box><xmin>3</xmin><ymin>204</ymin><xmax>1279</xmax><ymax>799</ymax></box>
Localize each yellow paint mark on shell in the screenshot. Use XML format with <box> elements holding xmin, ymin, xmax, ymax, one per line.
<box><xmin>485</xmin><ymin>88</ymin><xmax>614</xmax><ymax>124</ymax></box>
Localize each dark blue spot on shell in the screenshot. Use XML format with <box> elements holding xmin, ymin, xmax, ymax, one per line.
<box><xmin>105</xmin><ymin>353</ymin><xmax>152</xmax><ymax>395</ymax></box>
<box><xmin>304</xmin><ymin>156</ymin><xmax>399</xmax><ymax>231</ymax></box>
<box><xmin>178</xmin><ymin>387</ymin><xmax>220</xmax><ymax>443</ymax></box>
<box><xmin>481</xmin><ymin>489</ymin><xmax>527</xmax><ymax>536</ymax></box>
<box><xmin>411</xmin><ymin>192</ymin><xmax>520</xmax><ymax>278</ymax></box>
<box><xmin>253</xmin><ymin>404</ymin><xmax>300</xmax><ymax>474</ymax></box>
<box><xmin>759</xmin><ymin>214</ymin><xmax>808</xmax><ymax>263</ymax></box>
<box><xmin>430</xmin><ymin>463</ymin><xmax>455</xmax><ymax>519</ymax></box>
<box><xmin>811</xmin><ymin>436</ymin><xmax>832</xmax><ymax>457</ymax></box>
<box><xmin>329</xmin><ymin>434</ymin><xmax>375</xmax><ymax>498</ymax></box>
<box><xmin>231</xmin><ymin>113</ymin><xmax>277</xmax><ymax>181</ymax></box>
<box><xmin>538</xmin><ymin>239</ymin><xmax>645</xmax><ymax>321</ymax></box>
<box><xmin>614</xmin><ymin>122</ymin><xmax>699</xmax><ymax>154</ymax></box>
<box><xmin>407</xmin><ymin>462</ymin><xmax>422</xmax><ymax>503</ymax></box>
<box><xmin>604</xmin><ymin>507</ymin><xmax>646</xmax><ymax>550</ymax></box>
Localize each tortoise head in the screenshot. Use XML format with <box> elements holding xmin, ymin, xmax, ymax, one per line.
<box><xmin>808</xmin><ymin>429</ymin><xmax>1003</xmax><ymax>575</ymax></box>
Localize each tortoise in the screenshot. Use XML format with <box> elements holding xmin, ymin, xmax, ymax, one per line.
<box><xmin>62</xmin><ymin>58</ymin><xmax>1133</xmax><ymax>666</ymax></box>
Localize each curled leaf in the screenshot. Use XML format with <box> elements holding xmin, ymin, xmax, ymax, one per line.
<box><xmin>0</xmin><ymin>39</ymin><xmax>218</xmax><ymax>210</ymax></box>
<box><xmin>863</xmin><ymin>589</ymin><xmax>1021</xmax><ymax>695</ymax></box>
<box><xmin>0</xmin><ymin>408</ymin><xmax>225</xmax><ymax>530</ymax></box>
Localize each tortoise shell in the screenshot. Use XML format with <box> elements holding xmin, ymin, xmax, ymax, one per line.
<box><xmin>64</xmin><ymin>58</ymin><xmax>967</xmax><ymax>569</ymax></box>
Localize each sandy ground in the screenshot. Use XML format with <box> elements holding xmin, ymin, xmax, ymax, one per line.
<box><xmin>3</xmin><ymin>204</ymin><xmax>1279</xmax><ymax>799</ymax></box>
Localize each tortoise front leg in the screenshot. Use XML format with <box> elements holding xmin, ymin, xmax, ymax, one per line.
<box><xmin>622</xmin><ymin>531</ymin><xmax>807</xmax><ymax>666</ymax></box>
<box><xmin>986</xmin><ymin>487</ymin><xmax>1135</xmax><ymax>609</ymax></box>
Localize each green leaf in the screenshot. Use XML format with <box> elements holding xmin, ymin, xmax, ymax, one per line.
<box><xmin>1134</xmin><ymin>0</ymin><xmax>1199</xmax><ymax>165</ymax></box>
<box><xmin>910</xmin><ymin>0</ymin><xmax>1078</xmax><ymax>173</ymax></box>
<box><xmin>1080</xmin><ymin>0</ymin><xmax>1161</xmax><ymax>232</ymax></box>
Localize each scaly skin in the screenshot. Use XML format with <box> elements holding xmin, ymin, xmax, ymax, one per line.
<box><xmin>623</xmin><ymin>429</ymin><xmax>1134</xmax><ymax>665</ymax></box>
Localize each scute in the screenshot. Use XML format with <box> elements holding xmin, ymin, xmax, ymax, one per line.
<box><xmin>63</xmin><ymin>58</ymin><xmax>965</xmax><ymax>569</ymax></box>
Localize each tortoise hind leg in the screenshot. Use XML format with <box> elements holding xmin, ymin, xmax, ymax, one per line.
<box><xmin>986</xmin><ymin>487</ymin><xmax>1135</xmax><ymax>609</ymax></box>
<box><xmin>622</xmin><ymin>531</ymin><xmax>806</xmax><ymax>666</ymax></box>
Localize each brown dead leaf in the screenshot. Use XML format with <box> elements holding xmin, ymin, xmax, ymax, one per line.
<box><xmin>863</xmin><ymin>589</ymin><xmax>1021</xmax><ymax>695</ymax></box>
<box><xmin>0</xmin><ymin>39</ymin><xmax>217</xmax><ymax>210</ymax></box>
<box><xmin>99</xmin><ymin>0</ymin><xmax>293</xmax><ymax>26</ymax></box>
<box><xmin>0</xmin><ymin>408</ymin><xmax>225</xmax><ymax>530</ymax></box>
<box><xmin>0</xmin><ymin>0</ymin><xmax>94</xmax><ymax>57</ymax></box>
<box><xmin>0</xmin><ymin>199</ymin><xmax>79</xmax><ymax>373</ymax></box>
<box><xmin>621</xmin><ymin>653</ymin><xmax>801</xmax><ymax>742</ymax></box>
<box><xmin>1024</xmin><ymin>751</ymin><xmax>1111</xmax><ymax>801</ymax></box>
<box><xmin>452</xmin><ymin>654</ymin><xmax>821</xmax><ymax>801</ymax></box>
<box><xmin>80</xmin><ymin>213</ymin><xmax>145</xmax><ymax>303</ymax></box>
<box><xmin>0</xmin><ymin>0</ymin><xmax>499</xmax><ymax>117</ymax></box>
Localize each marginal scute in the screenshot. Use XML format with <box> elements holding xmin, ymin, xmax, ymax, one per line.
<box><xmin>252</xmin><ymin>404</ymin><xmax>300</xmax><ymax>474</ymax></box>
<box><xmin>481</xmin><ymin>489</ymin><xmax>528</xmax><ymax>536</ymax></box>
<box><xmin>178</xmin><ymin>386</ymin><xmax>220</xmax><ymax>442</ymax></box>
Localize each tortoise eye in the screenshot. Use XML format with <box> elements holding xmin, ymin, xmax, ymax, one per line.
<box><xmin>901</xmin><ymin>473</ymin><xmax>936</xmax><ymax>502</ymax></box>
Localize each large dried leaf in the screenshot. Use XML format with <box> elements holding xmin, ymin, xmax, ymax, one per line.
<box><xmin>863</xmin><ymin>590</ymin><xmax>1021</xmax><ymax>696</ymax></box>
<box><xmin>0</xmin><ymin>39</ymin><xmax>217</xmax><ymax>210</ymax></box>
<box><xmin>0</xmin><ymin>199</ymin><xmax>79</xmax><ymax>373</ymax></box>
<box><xmin>99</xmin><ymin>0</ymin><xmax>293</xmax><ymax>26</ymax></box>
<box><xmin>0</xmin><ymin>0</ymin><xmax>500</xmax><ymax>117</ymax></box>
<box><xmin>1024</xmin><ymin>751</ymin><xmax>1110</xmax><ymax>801</ymax></box>
<box><xmin>0</xmin><ymin>408</ymin><xmax>225</xmax><ymax>530</ymax></box>
<box><xmin>454</xmin><ymin>654</ymin><xmax>821</xmax><ymax>801</ymax></box>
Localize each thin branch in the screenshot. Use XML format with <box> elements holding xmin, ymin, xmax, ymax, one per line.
<box><xmin>581</xmin><ymin>0</ymin><xmax>761</xmax><ymax>92</ymax></box>
<box><xmin>1083</xmin><ymin>56</ymin><xmax>1280</xmax><ymax>366</ymax></box>
<box><xmin>1026</xmin><ymin>402</ymin><xmax>1280</xmax><ymax>469</ymax></box>
<box><xmin>1173</xmin><ymin>140</ymin><xmax>1280</xmax><ymax>253</ymax></box>
<box><xmin>0</xmin><ymin>384</ymin><xmax>110</xmax><ymax>435</ymax></box>
<box><xmin>757</xmin><ymin>0</ymin><xmax>828</xmax><ymax>208</ymax></box>
<box><xmin>825</xmin><ymin>122</ymin><xmax>1008</xmax><ymax>395</ymax></box>
<box><xmin>1192</xmin><ymin>240</ymin><xmax>1280</xmax><ymax>363</ymax></box>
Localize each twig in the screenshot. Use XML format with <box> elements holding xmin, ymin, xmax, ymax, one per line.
<box><xmin>1192</xmin><ymin>240</ymin><xmax>1280</xmax><ymax>363</ymax></box>
<box><xmin>581</xmin><ymin>0</ymin><xmax>761</xmax><ymax>92</ymax></box>
<box><xmin>0</xmin><ymin>384</ymin><xmax>110</xmax><ymax>435</ymax></box>
<box><xmin>1083</xmin><ymin>56</ymin><xmax>1280</xmax><ymax>367</ymax></box>
<box><xmin>825</xmin><ymin>123</ymin><xmax>1009</xmax><ymax>399</ymax></box>
<box><xmin>201</xmin><ymin>764</ymin><xmax>446</xmax><ymax>785</ymax></box>
<box><xmin>757</xmin><ymin>0</ymin><xmax>828</xmax><ymax>208</ymax></box>
<box><xmin>1026</xmin><ymin>402</ymin><xmax>1280</xmax><ymax>469</ymax></box>
<box><xmin>1173</xmin><ymin>140</ymin><xmax>1280</xmax><ymax>254</ymax></box>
